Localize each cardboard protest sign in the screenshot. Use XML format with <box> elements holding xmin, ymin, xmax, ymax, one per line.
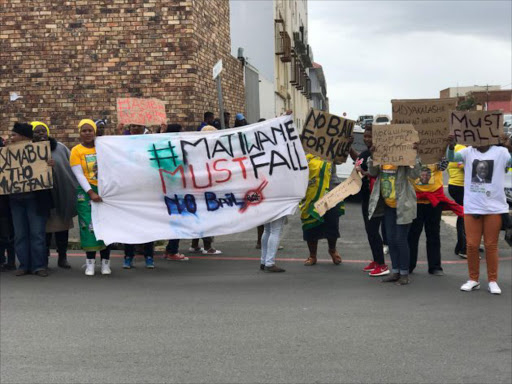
<box><xmin>392</xmin><ymin>98</ymin><xmax>457</xmax><ymax>164</ymax></box>
<box><xmin>0</xmin><ymin>141</ymin><xmax>53</xmax><ymax>195</ymax></box>
<box><xmin>91</xmin><ymin>115</ymin><xmax>309</xmax><ymax>245</ymax></box>
<box><xmin>372</xmin><ymin>124</ymin><xmax>419</xmax><ymax>166</ymax></box>
<box><xmin>314</xmin><ymin>167</ymin><xmax>362</xmax><ymax>217</ymax></box>
<box><xmin>116</xmin><ymin>98</ymin><xmax>167</xmax><ymax>126</ymax></box>
<box><xmin>450</xmin><ymin>110</ymin><xmax>503</xmax><ymax>147</ymax></box>
<box><xmin>302</xmin><ymin>108</ymin><xmax>355</xmax><ymax>164</ymax></box>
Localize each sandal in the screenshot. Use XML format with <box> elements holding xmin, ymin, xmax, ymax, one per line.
<box><xmin>304</xmin><ymin>257</ymin><xmax>317</xmax><ymax>266</ymax></box>
<box><xmin>328</xmin><ymin>250</ymin><xmax>342</xmax><ymax>265</ymax></box>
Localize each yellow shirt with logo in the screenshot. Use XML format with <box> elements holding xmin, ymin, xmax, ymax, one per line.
<box><xmin>412</xmin><ymin>164</ymin><xmax>443</xmax><ymax>204</ymax></box>
<box><xmin>380</xmin><ymin>165</ymin><xmax>398</xmax><ymax>208</ymax></box>
<box><xmin>447</xmin><ymin>144</ymin><xmax>466</xmax><ymax>187</ymax></box>
<box><xmin>70</xmin><ymin>144</ymin><xmax>98</xmax><ymax>186</ymax></box>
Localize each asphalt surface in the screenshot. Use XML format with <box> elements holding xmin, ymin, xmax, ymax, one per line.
<box><xmin>1</xmin><ymin>201</ymin><xmax>511</xmax><ymax>384</ymax></box>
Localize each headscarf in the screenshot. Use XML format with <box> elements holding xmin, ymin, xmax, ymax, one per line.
<box><xmin>30</xmin><ymin>121</ymin><xmax>50</xmax><ymax>136</ymax></box>
<box><xmin>78</xmin><ymin>119</ymin><xmax>97</xmax><ymax>132</ymax></box>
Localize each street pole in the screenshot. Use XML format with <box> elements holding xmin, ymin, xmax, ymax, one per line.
<box><xmin>216</xmin><ymin>75</ymin><xmax>226</xmax><ymax>130</ymax></box>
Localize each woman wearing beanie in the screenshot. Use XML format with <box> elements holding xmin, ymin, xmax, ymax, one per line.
<box><xmin>8</xmin><ymin>123</ymin><xmax>53</xmax><ymax>277</ymax></box>
<box><xmin>70</xmin><ymin>119</ymin><xmax>111</xmax><ymax>276</ymax></box>
<box><xmin>32</xmin><ymin>121</ymin><xmax>77</xmax><ymax>269</ymax></box>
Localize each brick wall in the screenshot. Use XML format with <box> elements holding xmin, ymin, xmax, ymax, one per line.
<box><xmin>0</xmin><ymin>0</ymin><xmax>245</xmax><ymax>146</ymax></box>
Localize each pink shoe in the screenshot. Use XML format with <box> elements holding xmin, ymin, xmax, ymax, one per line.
<box><xmin>165</xmin><ymin>253</ymin><xmax>189</xmax><ymax>261</ymax></box>
<box><xmin>369</xmin><ymin>264</ymin><xmax>390</xmax><ymax>277</ymax></box>
<box><xmin>363</xmin><ymin>261</ymin><xmax>377</xmax><ymax>272</ymax></box>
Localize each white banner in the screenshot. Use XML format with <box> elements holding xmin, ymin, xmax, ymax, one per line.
<box><xmin>92</xmin><ymin>116</ymin><xmax>309</xmax><ymax>245</ymax></box>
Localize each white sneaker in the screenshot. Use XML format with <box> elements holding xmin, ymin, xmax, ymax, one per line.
<box><xmin>460</xmin><ymin>280</ymin><xmax>480</xmax><ymax>292</ymax></box>
<box><xmin>101</xmin><ymin>259</ymin><xmax>112</xmax><ymax>275</ymax></box>
<box><xmin>383</xmin><ymin>245</ymin><xmax>389</xmax><ymax>255</ymax></box>
<box><xmin>85</xmin><ymin>259</ymin><xmax>95</xmax><ymax>276</ymax></box>
<box><xmin>488</xmin><ymin>281</ymin><xmax>501</xmax><ymax>295</ymax></box>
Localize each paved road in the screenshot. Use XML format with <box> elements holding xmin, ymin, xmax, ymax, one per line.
<box><xmin>1</xmin><ymin>201</ymin><xmax>511</xmax><ymax>384</ymax></box>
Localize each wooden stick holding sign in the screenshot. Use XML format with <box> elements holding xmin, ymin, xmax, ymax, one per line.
<box><xmin>450</xmin><ymin>110</ymin><xmax>503</xmax><ymax>147</ymax></box>
<box><xmin>117</xmin><ymin>98</ymin><xmax>167</xmax><ymax>126</ymax></box>
<box><xmin>314</xmin><ymin>167</ymin><xmax>362</xmax><ymax>217</ymax></box>
<box><xmin>0</xmin><ymin>141</ymin><xmax>53</xmax><ymax>195</ymax></box>
<box><xmin>302</xmin><ymin>108</ymin><xmax>355</xmax><ymax>164</ymax></box>
<box><xmin>372</xmin><ymin>124</ymin><xmax>419</xmax><ymax>166</ymax></box>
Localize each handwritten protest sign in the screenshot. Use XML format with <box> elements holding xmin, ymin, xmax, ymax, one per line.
<box><xmin>450</xmin><ymin>110</ymin><xmax>503</xmax><ymax>147</ymax></box>
<box><xmin>314</xmin><ymin>167</ymin><xmax>362</xmax><ymax>217</ymax></box>
<box><xmin>392</xmin><ymin>98</ymin><xmax>457</xmax><ymax>164</ymax></box>
<box><xmin>372</xmin><ymin>124</ymin><xmax>419</xmax><ymax>166</ymax></box>
<box><xmin>91</xmin><ymin>115</ymin><xmax>309</xmax><ymax>244</ymax></box>
<box><xmin>302</xmin><ymin>108</ymin><xmax>355</xmax><ymax>164</ymax></box>
<box><xmin>0</xmin><ymin>141</ymin><xmax>53</xmax><ymax>195</ymax></box>
<box><xmin>116</xmin><ymin>98</ymin><xmax>167</xmax><ymax>126</ymax></box>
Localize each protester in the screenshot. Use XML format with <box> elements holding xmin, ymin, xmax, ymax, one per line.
<box><xmin>8</xmin><ymin>123</ymin><xmax>52</xmax><ymax>277</ymax></box>
<box><xmin>448</xmin><ymin>144</ymin><xmax>467</xmax><ymax>258</ymax></box>
<box><xmin>224</xmin><ymin>111</ymin><xmax>231</xmax><ymax>129</ymax></box>
<box><xmin>94</xmin><ymin>119</ymin><xmax>107</xmax><ymax>137</ymax></box>
<box><xmin>447</xmin><ymin>134</ymin><xmax>512</xmax><ymax>295</ymax></box>
<box><xmin>260</xmin><ymin>216</ymin><xmax>287</xmax><ymax>272</ymax></box>
<box><xmin>159</xmin><ymin>123</ymin><xmax>189</xmax><ymax>261</ymax></box>
<box><xmin>234</xmin><ymin>113</ymin><xmax>247</xmax><ymax>127</ymax></box>
<box><xmin>0</xmin><ymin>137</ymin><xmax>16</xmax><ymax>272</ymax></box>
<box><xmin>198</xmin><ymin>112</ymin><xmax>215</xmax><ymax>131</ymax></box>
<box><xmin>32</xmin><ymin>121</ymin><xmax>77</xmax><ymax>269</ymax></box>
<box><xmin>188</xmin><ymin>124</ymin><xmax>223</xmax><ymax>255</ymax></box>
<box><xmin>70</xmin><ymin>119</ymin><xmax>111</xmax><ymax>276</ymax></box>
<box><xmin>367</xmin><ymin>144</ymin><xmax>421</xmax><ymax>285</ymax></box>
<box><xmin>408</xmin><ymin>159</ymin><xmax>462</xmax><ymax>275</ymax></box>
<box><xmin>354</xmin><ymin>125</ymin><xmax>390</xmax><ymax>276</ymax></box>
<box><xmin>300</xmin><ymin>154</ymin><xmax>344</xmax><ymax>266</ymax></box>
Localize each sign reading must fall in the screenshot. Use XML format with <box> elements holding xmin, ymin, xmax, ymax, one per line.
<box><xmin>450</xmin><ymin>110</ymin><xmax>503</xmax><ymax>147</ymax></box>
<box><xmin>301</xmin><ymin>108</ymin><xmax>355</xmax><ymax>164</ymax></box>
<box><xmin>117</xmin><ymin>98</ymin><xmax>167</xmax><ymax>126</ymax></box>
<box><xmin>372</xmin><ymin>124</ymin><xmax>419</xmax><ymax>166</ymax></box>
<box><xmin>392</xmin><ymin>98</ymin><xmax>457</xmax><ymax>165</ymax></box>
<box><xmin>0</xmin><ymin>141</ymin><xmax>53</xmax><ymax>195</ymax></box>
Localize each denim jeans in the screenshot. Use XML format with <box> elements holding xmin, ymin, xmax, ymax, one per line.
<box><xmin>9</xmin><ymin>196</ymin><xmax>48</xmax><ymax>273</ymax></box>
<box><xmin>166</xmin><ymin>239</ymin><xmax>180</xmax><ymax>254</ymax></box>
<box><xmin>384</xmin><ymin>206</ymin><xmax>411</xmax><ymax>276</ymax></box>
<box><xmin>448</xmin><ymin>185</ymin><xmax>466</xmax><ymax>255</ymax></box>
<box><xmin>124</xmin><ymin>243</ymin><xmax>154</xmax><ymax>258</ymax></box>
<box><xmin>408</xmin><ymin>203</ymin><xmax>443</xmax><ymax>273</ymax></box>
<box><xmin>362</xmin><ymin>195</ymin><xmax>385</xmax><ymax>265</ymax></box>
<box><xmin>261</xmin><ymin>217</ymin><xmax>286</xmax><ymax>267</ymax></box>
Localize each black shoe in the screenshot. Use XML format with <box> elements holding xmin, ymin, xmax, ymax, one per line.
<box><xmin>15</xmin><ymin>269</ymin><xmax>28</xmax><ymax>276</ymax></box>
<box><xmin>264</xmin><ymin>265</ymin><xmax>285</xmax><ymax>273</ymax></box>
<box><xmin>260</xmin><ymin>264</ymin><xmax>265</xmax><ymax>270</ymax></box>
<box><xmin>58</xmin><ymin>256</ymin><xmax>71</xmax><ymax>269</ymax></box>
<box><xmin>4</xmin><ymin>264</ymin><xmax>16</xmax><ymax>271</ymax></box>
<box><xmin>430</xmin><ymin>269</ymin><xmax>444</xmax><ymax>276</ymax></box>
<box><xmin>395</xmin><ymin>275</ymin><xmax>410</xmax><ymax>285</ymax></box>
<box><xmin>382</xmin><ymin>273</ymin><xmax>400</xmax><ymax>283</ymax></box>
<box><xmin>34</xmin><ymin>269</ymin><xmax>49</xmax><ymax>277</ymax></box>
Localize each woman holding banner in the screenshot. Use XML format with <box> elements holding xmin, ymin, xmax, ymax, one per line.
<box><xmin>300</xmin><ymin>154</ymin><xmax>344</xmax><ymax>266</ymax></box>
<box><xmin>7</xmin><ymin>123</ymin><xmax>52</xmax><ymax>277</ymax></box>
<box><xmin>32</xmin><ymin>121</ymin><xmax>77</xmax><ymax>269</ymax></box>
<box><xmin>70</xmin><ymin>119</ymin><xmax>111</xmax><ymax>276</ymax></box>
<box><xmin>447</xmin><ymin>134</ymin><xmax>512</xmax><ymax>295</ymax></box>
<box><xmin>367</xmin><ymin>144</ymin><xmax>421</xmax><ymax>286</ymax></box>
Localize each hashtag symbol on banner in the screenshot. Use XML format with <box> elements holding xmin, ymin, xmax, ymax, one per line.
<box><xmin>148</xmin><ymin>141</ymin><xmax>179</xmax><ymax>168</ymax></box>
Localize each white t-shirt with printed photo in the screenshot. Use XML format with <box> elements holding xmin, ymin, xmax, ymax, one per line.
<box><xmin>459</xmin><ymin>146</ymin><xmax>510</xmax><ymax>214</ymax></box>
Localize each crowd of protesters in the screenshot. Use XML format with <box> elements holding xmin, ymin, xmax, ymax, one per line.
<box><xmin>1</xmin><ymin>114</ymin><xmax>511</xmax><ymax>296</ymax></box>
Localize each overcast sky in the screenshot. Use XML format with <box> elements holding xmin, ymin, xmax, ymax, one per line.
<box><xmin>308</xmin><ymin>0</ymin><xmax>512</xmax><ymax>119</ymax></box>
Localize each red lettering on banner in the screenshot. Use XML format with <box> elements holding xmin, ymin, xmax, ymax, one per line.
<box><xmin>213</xmin><ymin>159</ymin><xmax>232</xmax><ymax>183</ymax></box>
<box><xmin>189</xmin><ymin>164</ymin><xmax>213</xmax><ymax>189</ymax></box>
<box><xmin>159</xmin><ymin>166</ymin><xmax>186</xmax><ymax>193</ymax></box>
<box><xmin>232</xmin><ymin>157</ymin><xmax>248</xmax><ymax>179</ymax></box>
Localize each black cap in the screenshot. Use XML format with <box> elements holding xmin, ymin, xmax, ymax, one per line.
<box><xmin>12</xmin><ymin>122</ymin><xmax>33</xmax><ymax>139</ymax></box>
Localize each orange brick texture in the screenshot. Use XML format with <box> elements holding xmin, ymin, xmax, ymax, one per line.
<box><xmin>0</xmin><ymin>0</ymin><xmax>245</xmax><ymax>146</ymax></box>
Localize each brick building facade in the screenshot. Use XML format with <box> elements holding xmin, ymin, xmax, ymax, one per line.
<box><xmin>0</xmin><ymin>0</ymin><xmax>245</xmax><ymax>146</ymax></box>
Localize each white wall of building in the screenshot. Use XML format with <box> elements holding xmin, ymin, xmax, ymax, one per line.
<box><xmin>259</xmin><ymin>75</ymin><xmax>276</xmax><ymax>120</ymax></box>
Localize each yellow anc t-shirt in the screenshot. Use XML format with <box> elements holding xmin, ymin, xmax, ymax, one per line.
<box><xmin>447</xmin><ymin>144</ymin><xmax>466</xmax><ymax>187</ymax></box>
<box><xmin>70</xmin><ymin>144</ymin><xmax>98</xmax><ymax>186</ymax></box>
<box><xmin>380</xmin><ymin>165</ymin><xmax>398</xmax><ymax>208</ymax></box>
<box><xmin>413</xmin><ymin>164</ymin><xmax>443</xmax><ymax>204</ymax></box>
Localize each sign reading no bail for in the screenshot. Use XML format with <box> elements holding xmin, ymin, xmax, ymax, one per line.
<box><xmin>0</xmin><ymin>142</ymin><xmax>53</xmax><ymax>195</ymax></box>
<box><xmin>302</xmin><ymin>109</ymin><xmax>355</xmax><ymax>164</ymax></box>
